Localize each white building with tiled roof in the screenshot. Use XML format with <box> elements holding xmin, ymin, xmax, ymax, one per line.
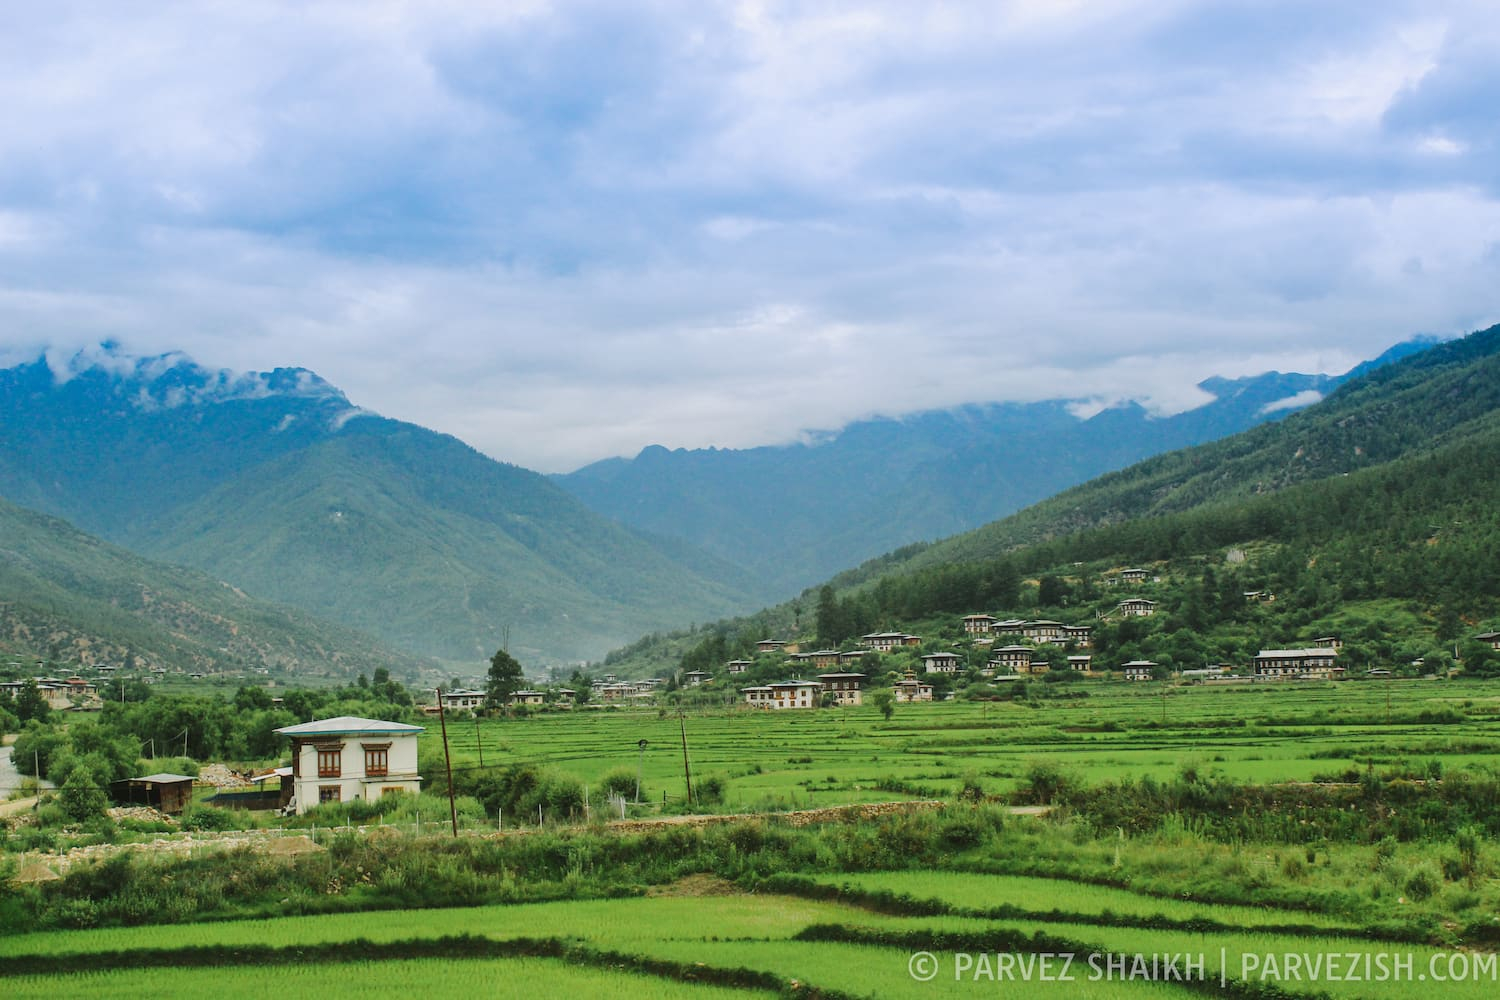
<box><xmin>275</xmin><ymin>716</ymin><xmax>423</xmax><ymax>815</ymax></box>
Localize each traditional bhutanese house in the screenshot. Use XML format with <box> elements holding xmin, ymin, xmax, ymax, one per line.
<box><xmin>1067</xmin><ymin>655</ymin><xmax>1092</xmax><ymax>671</ymax></box>
<box><xmin>110</xmin><ymin>773</ymin><xmax>195</xmax><ymax>815</ymax></box>
<box><xmin>1120</xmin><ymin>568</ymin><xmax>1149</xmax><ymax>585</ymax></box>
<box><xmin>1253</xmin><ymin>649</ymin><xmax>1343</xmax><ymax>680</ymax></box>
<box><xmin>740</xmin><ymin>685</ymin><xmax>773</xmax><ymax>708</ymax></box>
<box><xmin>817</xmin><ymin>672</ymin><xmax>865</xmax><ymax>706</ymax></box>
<box><xmin>755</xmin><ymin>639</ymin><xmax>788</xmax><ymax>653</ymax></box>
<box><xmin>1063</xmin><ymin>625</ymin><xmax>1094</xmax><ymax>647</ymax></box>
<box><xmin>860</xmin><ymin>632</ymin><xmax>910</xmax><ymax>652</ymax></box>
<box><xmin>1475</xmin><ymin>631</ymin><xmax>1500</xmax><ymax>651</ymax></box>
<box><xmin>438</xmin><ymin>689</ymin><xmax>486</xmax><ymax>710</ymax></box>
<box><xmin>921</xmin><ymin>652</ymin><xmax>962</xmax><ymax>674</ymax></box>
<box><xmin>892</xmin><ymin>670</ymin><xmax>933</xmax><ymax>703</ymax></box>
<box><xmin>1121</xmin><ymin>660</ymin><xmax>1157</xmax><ymax>681</ymax></box>
<box><xmin>742</xmin><ymin>680</ymin><xmax>821</xmax><ymax>709</ymax></box>
<box><xmin>806</xmin><ymin>650</ymin><xmax>842</xmax><ymax>669</ymax></box>
<box><xmin>1022</xmin><ymin>620</ymin><xmax>1067</xmax><ymax>643</ymax></box>
<box><xmin>726</xmin><ymin>659</ymin><xmax>753</xmax><ymax>675</ymax></box>
<box><xmin>1023</xmin><ymin>658</ymin><xmax>1052</xmax><ymax>676</ymax></box>
<box><xmin>987</xmin><ymin>645</ymin><xmax>1033</xmax><ymax>673</ymax></box>
<box><xmin>510</xmin><ymin>689</ymin><xmax>546</xmax><ymax>705</ymax></box>
<box><xmin>1117</xmin><ymin>598</ymin><xmax>1157</xmax><ymax>617</ymax></box>
<box><xmin>837</xmin><ymin>649</ymin><xmax>868</xmax><ymax>666</ymax></box>
<box><xmin>598</xmin><ymin>682</ymin><xmax>635</xmax><ymax>700</ymax></box>
<box><xmin>962</xmin><ymin>614</ymin><xmax>998</xmax><ymax>635</ymax></box>
<box><xmin>274</xmin><ymin>716</ymin><xmax>423</xmax><ymax>815</ymax></box>
<box><xmin>1312</xmin><ymin>636</ymin><xmax>1342</xmax><ymax>650</ymax></box>
<box><xmin>683</xmin><ymin>670</ymin><xmax>710</xmax><ymax>686</ymax></box>
<box><xmin>992</xmin><ymin>619</ymin><xmax>1026</xmax><ymax>636</ymax></box>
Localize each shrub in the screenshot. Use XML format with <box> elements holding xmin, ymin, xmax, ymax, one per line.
<box><xmin>1404</xmin><ymin>862</ymin><xmax>1440</xmax><ymax>901</ymax></box>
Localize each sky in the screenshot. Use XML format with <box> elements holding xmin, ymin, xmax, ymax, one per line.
<box><xmin>1</xmin><ymin>1</ymin><xmax>1497</xmax><ymax>473</ymax></box>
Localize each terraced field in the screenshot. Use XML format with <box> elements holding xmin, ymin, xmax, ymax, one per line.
<box><xmin>438</xmin><ymin>679</ymin><xmax>1500</xmax><ymax>808</ymax></box>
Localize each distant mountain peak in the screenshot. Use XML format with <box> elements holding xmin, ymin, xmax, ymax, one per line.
<box><xmin>38</xmin><ymin>344</ymin><xmax>353</xmax><ymax>413</ymax></box>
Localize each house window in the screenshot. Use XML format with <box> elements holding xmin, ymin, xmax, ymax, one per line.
<box><xmin>317</xmin><ymin>747</ymin><xmax>342</xmax><ymax>778</ymax></box>
<box><xmin>363</xmin><ymin>744</ymin><xmax>390</xmax><ymax>778</ymax></box>
<box><xmin>318</xmin><ymin>785</ymin><xmax>341</xmax><ymax>803</ymax></box>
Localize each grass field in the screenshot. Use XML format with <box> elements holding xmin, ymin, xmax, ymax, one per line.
<box><xmin>436</xmin><ymin>678</ymin><xmax>1500</xmax><ymax>809</ymax></box>
<box><xmin>7</xmin><ymin>675</ymin><xmax>1498</xmax><ymax>998</ymax></box>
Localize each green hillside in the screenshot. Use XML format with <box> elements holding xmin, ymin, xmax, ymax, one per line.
<box><xmin>622</xmin><ymin>323</ymin><xmax>1500</xmax><ymax>679</ymax></box>
<box><xmin>125</xmin><ymin>419</ymin><xmax>754</xmax><ymax>664</ymax></box>
<box><xmin>0</xmin><ymin>495</ymin><xmax>433</xmax><ymax>680</ymax></box>
<box><xmin>0</xmin><ymin>353</ymin><xmax>760</xmax><ymax>666</ymax></box>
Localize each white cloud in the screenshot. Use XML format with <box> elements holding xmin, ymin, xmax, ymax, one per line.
<box><xmin>1258</xmin><ymin>390</ymin><xmax>1326</xmax><ymax>415</ymax></box>
<box><xmin>0</xmin><ymin>1</ymin><xmax>1498</xmax><ymax>471</ymax></box>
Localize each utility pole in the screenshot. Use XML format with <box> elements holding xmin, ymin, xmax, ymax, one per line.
<box><xmin>436</xmin><ymin>688</ymin><xmax>459</xmax><ymax>837</ymax></box>
<box><xmin>678</xmin><ymin>709</ymin><xmax>694</xmax><ymax>805</ymax></box>
<box><xmin>475</xmin><ymin>715</ymin><xmax>484</xmax><ymax>768</ymax></box>
<box><xmin>636</xmin><ymin>739</ymin><xmax>648</xmax><ymax>803</ymax></box>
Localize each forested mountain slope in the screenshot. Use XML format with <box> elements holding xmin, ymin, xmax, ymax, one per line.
<box><xmin>0</xmin><ymin>351</ymin><xmax>756</xmax><ymax>664</ymax></box>
<box><xmin>0</xmin><ymin>495</ymin><xmax>432</xmax><ymax>679</ymax></box>
<box><xmin>558</xmin><ymin>343</ymin><xmax>1429</xmax><ymax>594</ymax></box>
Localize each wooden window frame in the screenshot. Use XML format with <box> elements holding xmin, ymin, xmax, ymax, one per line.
<box><xmin>316</xmin><ymin>744</ymin><xmax>342</xmax><ymax>779</ymax></box>
<box><xmin>362</xmin><ymin>742</ymin><xmax>391</xmax><ymax>778</ymax></box>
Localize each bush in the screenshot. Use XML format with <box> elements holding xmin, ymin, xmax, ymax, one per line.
<box><xmin>1405</xmin><ymin>862</ymin><xmax>1440</xmax><ymax>901</ymax></box>
<box><xmin>180</xmin><ymin>805</ymin><xmax>238</xmax><ymax>832</ymax></box>
<box><xmin>599</xmin><ymin>767</ymin><xmax>642</xmax><ymax>802</ymax></box>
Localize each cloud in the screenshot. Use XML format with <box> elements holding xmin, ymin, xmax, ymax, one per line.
<box><xmin>1258</xmin><ymin>389</ymin><xmax>1326</xmax><ymax>415</ymax></box>
<box><xmin>0</xmin><ymin>2</ymin><xmax>1497</xmax><ymax>471</ymax></box>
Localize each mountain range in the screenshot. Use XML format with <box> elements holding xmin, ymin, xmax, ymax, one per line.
<box><xmin>611</xmin><ymin>321</ymin><xmax>1500</xmax><ymax>680</ymax></box>
<box><xmin>555</xmin><ymin>340</ymin><xmax>1434</xmax><ymax>595</ymax></box>
<box><xmin>0</xmin><ymin>350</ymin><xmax>754</xmax><ymax>666</ymax></box>
<box><xmin>0</xmin><ymin>334</ymin><xmax>1444</xmax><ymax>675</ymax></box>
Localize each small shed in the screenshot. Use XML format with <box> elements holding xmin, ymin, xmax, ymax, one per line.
<box><xmin>110</xmin><ymin>773</ymin><xmax>195</xmax><ymax>814</ymax></box>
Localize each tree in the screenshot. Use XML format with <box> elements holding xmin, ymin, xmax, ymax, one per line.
<box><xmin>15</xmin><ymin>678</ymin><xmax>50</xmax><ymax>723</ymax></box>
<box><xmin>58</xmin><ymin>762</ymin><xmax>108</xmax><ymax>823</ymax></box>
<box><xmin>484</xmin><ymin>648</ymin><xmax>525</xmax><ymax>710</ymax></box>
<box><xmin>871</xmin><ymin>690</ymin><xmax>895</xmax><ymax>721</ymax></box>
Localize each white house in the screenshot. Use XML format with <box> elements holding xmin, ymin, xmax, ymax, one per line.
<box><xmin>921</xmin><ymin>652</ymin><xmax>962</xmax><ymax>674</ymax></box>
<box><xmin>274</xmin><ymin>716</ymin><xmax>424</xmax><ymax>815</ymax></box>
<box><xmin>741</xmin><ymin>679</ymin><xmax>822</xmax><ymax>709</ymax></box>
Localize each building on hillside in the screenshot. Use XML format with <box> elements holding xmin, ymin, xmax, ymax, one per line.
<box><xmin>805</xmin><ymin>650</ymin><xmax>842</xmax><ymax>669</ymax></box>
<box><xmin>992</xmin><ymin>619</ymin><xmax>1026</xmax><ymax>636</ymax></box>
<box><xmin>921</xmin><ymin>652</ymin><xmax>962</xmax><ymax>674</ymax></box>
<box><xmin>817</xmin><ymin>672</ymin><xmax>865</xmax><ymax>706</ymax></box>
<box><xmin>274</xmin><ymin>716</ymin><xmax>423</xmax><ymax>815</ymax></box>
<box><xmin>837</xmin><ymin>649</ymin><xmax>868</xmax><ymax>666</ymax></box>
<box><xmin>1063</xmin><ymin>625</ymin><xmax>1093</xmax><ymax>647</ymax></box>
<box><xmin>987</xmin><ymin>645</ymin><xmax>1033</xmax><ymax>674</ymax></box>
<box><xmin>755</xmin><ymin>639</ymin><xmax>787</xmax><ymax>654</ymax></box>
<box><xmin>437</xmin><ymin>689</ymin><xmax>485</xmax><ymax>711</ymax></box>
<box><xmin>683</xmin><ymin>670</ymin><xmax>710</xmax><ymax>686</ymax></box>
<box><xmin>741</xmin><ymin>679</ymin><xmax>821</xmax><ymax>710</ymax></box>
<box><xmin>110</xmin><ymin>773</ymin><xmax>195</xmax><ymax>815</ymax></box>
<box><xmin>1312</xmin><ymin>636</ymin><xmax>1342</xmax><ymax>650</ymax></box>
<box><xmin>1253</xmin><ymin>649</ymin><xmax>1343</xmax><ymax>680</ymax></box>
<box><xmin>1243</xmin><ymin>590</ymin><xmax>1274</xmax><ymax>603</ymax></box>
<box><xmin>1067</xmin><ymin>655</ymin><xmax>1092</xmax><ymax>672</ymax></box>
<box><xmin>892</xmin><ymin>670</ymin><xmax>933</xmax><ymax>703</ymax></box>
<box><xmin>1120</xmin><ymin>568</ymin><xmax>1149</xmax><ymax>585</ymax></box>
<box><xmin>726</xmin><ymin>659</ymin><xmax>753</xmax><ymax>675</ymax></box>
<box><xmin>962</xmin><ymin>614</ymin><xmax>998</xmax><ymax>634</ymax></box>
<box><xmin>1117</xmin><ymin>598</ymin><xmax>1157</xmax><ymax>617</ymax></box>
<box><xmin>1475</xmin><ymin>631</ymin><xmax>1500</xmax><ymax>651</ymax></box>
<box><xmin>1023</xmin><ymin>658</ymin><xmax>1052</xmax><ymax>676</ymax></box>
<box><xmin>1121</xmin><ymin>660</ymin><xmax>1157</xmax><ymax>681</ymax></box>
<box><xmin>1022</xmin><ymin>620</ymin><xmax>1066</xmax><ymax>644</ymax></box>
<box><xmin>860</xmin><ymin>631</ymin><xmax>921</xmax><ymax>652</ymax></box>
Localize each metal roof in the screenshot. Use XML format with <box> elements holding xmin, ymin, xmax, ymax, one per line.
<box><xmin>275</xmin><ymin>716</ymin><xmax>424</xmax><ymax>737</ymax></box>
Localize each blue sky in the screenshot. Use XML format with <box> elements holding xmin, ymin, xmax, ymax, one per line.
<box><xmin>1</xmin><ymin>1</ymin><xmax>1497</xmax><ymax>471</ymax></box>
